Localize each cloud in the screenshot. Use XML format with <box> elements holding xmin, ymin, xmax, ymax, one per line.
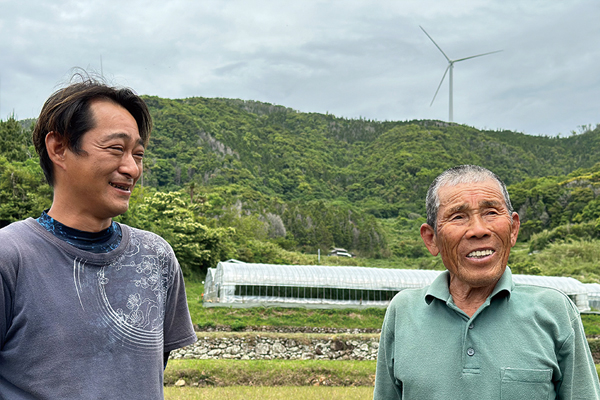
<box><xmin>1</xmin><ymin>0</ymin><xmax>599</xmax><ymax>136</ymax></box>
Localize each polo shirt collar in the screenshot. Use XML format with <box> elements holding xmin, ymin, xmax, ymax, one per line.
<box><xmin>425</xmin><ymin>267</ymin><xmax>515</xmax><ymax>305</ymax></box>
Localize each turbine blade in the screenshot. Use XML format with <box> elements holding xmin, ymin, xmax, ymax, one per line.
<box><xmin>430</xmin><ymin>65</ymin><xmax>450</xmax><ymax>107</ymax></box>
<box><xmin>454</xmin><ymin>50</ymin><xmax>502</xmax><ymax>63</ymax></box>
<box><xmin>420</xmin><ymin>25</ymin><xmax>451</xmax><ymax>62</ymax></box>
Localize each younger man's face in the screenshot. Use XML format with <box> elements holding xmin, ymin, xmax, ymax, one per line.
<box><xmin>59</xmin><ymin>99</ymin><xmax>144</xmax><ymax>227</ymax></box>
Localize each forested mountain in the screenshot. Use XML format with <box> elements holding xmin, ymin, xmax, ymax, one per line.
<box><xmin>1</xmin><ymin>97</ymin><xmax>599</xmax><ymax>276</ymax></box>
<box><xmin>142</xmin><ymin>96</ymin><xmax>600</xmax><ymax>216</ymax></box>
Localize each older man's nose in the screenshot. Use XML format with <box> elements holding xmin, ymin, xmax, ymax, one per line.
<box><xmin>466</xmin><ymin>214</ymin><xmax>491</xmax><ymax>238</ymax></box>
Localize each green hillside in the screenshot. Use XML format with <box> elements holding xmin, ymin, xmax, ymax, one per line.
<box><xmin>142</xmin><ymin>96</ymin><xmax>600</xmax><ymax>217</ymax></box>
<box><xmin>1</xmin><ymin>98</ymin><xmax>600</xmax><ymax>277</ymax></box>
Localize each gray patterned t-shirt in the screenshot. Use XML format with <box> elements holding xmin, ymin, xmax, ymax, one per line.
<box><xmin>0</xmin><ymin>218</ymin><xmax>196</xmax><ymax>399</ymax></box>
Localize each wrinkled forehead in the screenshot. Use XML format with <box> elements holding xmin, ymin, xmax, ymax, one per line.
<box><xmin>437</xmin><ymin>179</ymin><xmax>506</xmax><ymax>209</ymax></box>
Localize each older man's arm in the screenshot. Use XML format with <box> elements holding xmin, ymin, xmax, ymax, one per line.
<box><xmin>373</xmin><ymin>307</ymin><xmax>402</xmax><ymax>399</ymax></box>
<box><xmin>556</xmin><ymin>304</ymin><xmax>600</xmax><ymax>399</ymax></box>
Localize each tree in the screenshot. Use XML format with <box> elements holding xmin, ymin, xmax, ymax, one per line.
<box><xmin>119</xmin><ymin>190</ymin><xmax>235</xmax><ymax>276</ymax></box>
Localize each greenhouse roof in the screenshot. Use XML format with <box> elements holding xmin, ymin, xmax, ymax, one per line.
<box><xmin>215</xmin><ymin>261</ymin><xmax>590</xmax><ymax>295</ymax></box>
<box><xmin>584</xmin><ymin>283</ymin><xmax>600</xmax><ymax>295</ymax></box>
<box><xmin>215</xmin><ymin>261</ymin><xmax>442</xmax><ymax>291</ymax></box>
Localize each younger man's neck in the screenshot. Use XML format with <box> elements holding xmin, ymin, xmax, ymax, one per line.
<box><xmin>47</xmin><ymin>205</ymin><xmax>112</xmax><ymax>233</ymax></box>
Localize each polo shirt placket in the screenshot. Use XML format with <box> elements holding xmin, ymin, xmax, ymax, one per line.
<box><xmin>445</xmin><ymin>300</ymin><xmax>482</xmax><ymax>375</ymax></box>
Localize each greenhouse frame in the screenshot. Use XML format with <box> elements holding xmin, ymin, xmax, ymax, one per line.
<box><xmin>203</xmin><ymin>261</ymin><xmax>593</xmax><ymax>311</ymax></box>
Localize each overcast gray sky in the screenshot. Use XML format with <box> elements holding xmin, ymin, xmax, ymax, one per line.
<box><xmin>1</xmin><ymin>0</ymin><xmax>599</xmax><ymax>136</ymax></box>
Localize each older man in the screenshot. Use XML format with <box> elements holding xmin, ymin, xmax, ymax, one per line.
<box><xmin>0</xmin><ymin>78</ymin><xmax>196</xmax><ymax>399</ymax></box>
<box><xmin>374</xmin><ymin>165</ymin><xmax>600</xmax><ymax>399</ymax></box>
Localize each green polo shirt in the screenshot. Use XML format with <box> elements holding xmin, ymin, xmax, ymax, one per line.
<box><xmin>373</xmin><ymin>268</ymin><xmax>600</xmax><ymax>399</ymax></box>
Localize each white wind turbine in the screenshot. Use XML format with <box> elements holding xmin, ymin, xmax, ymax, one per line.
<box><xmin>420</xmin><ymin>25</ymin><xmax>501</xmax><ymax>122</ymax></box>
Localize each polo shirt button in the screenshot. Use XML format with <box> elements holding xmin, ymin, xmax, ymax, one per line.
<box><xmin>467</xmin><ymin>348</ymin><xmax>475</xmax><ymax>356</ymax></box>
<box><xmin>469</xmin><ymin>323</ymin><xmax>474</xmax><ymax>329</ymax></box>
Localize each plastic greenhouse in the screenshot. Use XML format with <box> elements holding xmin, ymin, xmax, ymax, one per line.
<box><xmin>584</xmin><ymin>283</ymin><xmax>600</xmax><ymax>310</ymax></box>
<box><xmin>203</xmin><ymin>261</ymin><xmax>593</xmax><ymax>311</ymax></box>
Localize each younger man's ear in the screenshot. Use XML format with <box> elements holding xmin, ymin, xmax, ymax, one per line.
<box><xmin>45</xmin><ymin>132</ymin><xmax>68</xmax><ymax>170</ymax></box>
<box><xmin>420</xmin><ymin>223</ymin><xmax>440</xmax><ymax>256</ymax></box>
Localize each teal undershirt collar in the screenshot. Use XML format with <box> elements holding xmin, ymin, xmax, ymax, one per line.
<box><xmin>36</xmin><ymin>210</ymin><xmax>122</xmax><ymax>253</ymax></box>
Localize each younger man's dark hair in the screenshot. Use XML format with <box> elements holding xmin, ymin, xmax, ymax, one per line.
<box><xmin>32</xmin><ymin>76</ymin><xmax>152</xmax><ymax>186</ymax></box>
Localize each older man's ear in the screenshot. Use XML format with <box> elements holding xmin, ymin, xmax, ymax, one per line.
<box><xmin>420</xmin><ymin>224</ymin><xmax>440</xmax><ymax>256</ymax></box>
<box><xmin>510</xmin><ymin>212</ymin><xmax>521</xmax><ymax>247</ymax></box>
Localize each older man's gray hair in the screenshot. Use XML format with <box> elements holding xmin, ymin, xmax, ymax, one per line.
<box><xmin>425</xmin><ymin>165</ymin><xmax>514</xmax><ymax>230</ymax></box>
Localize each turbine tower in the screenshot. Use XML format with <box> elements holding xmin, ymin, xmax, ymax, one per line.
<box><xmin>420</xmin><ymin>26</ymin><xmax>501</xmax><ymax>122</ymax></box>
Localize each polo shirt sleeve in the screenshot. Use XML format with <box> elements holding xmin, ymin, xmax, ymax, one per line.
<box><xmin>374</xmin><ymin>300</ymin><xmax>403</xmax><ymax>399</ymax></box>
<box><xmin>556</xmin><ymin>299</ymin><xmax>600</xmax><ymax>399</ymax></box>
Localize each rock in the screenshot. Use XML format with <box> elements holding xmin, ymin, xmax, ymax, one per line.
<box><xmin>208</xmin><ymin>349</ymin><xmax>222</xmax><ymax>356</ymax></box>
<box><xmin>330</xmin><ymin>340</ymin><xmax>346</xmax><ymax>351</ymax></box>
<box><xmin>272</xmin><ymin>342</ymin><xmax>286</xmax><ymax>354</ymax></box>
<box><xmin>256</xmin><ymin>343</ymin><xmax>270</xmax><ymax>355</ymax></box>
<box><xmin>175</xmin><ymin>379</ymin><xmax>186</xmax><ymax>387</ymax></box>
<box><xmin>228</xmin><ymin>345</ymin><xmax>241</xmax><ymax>355</ymax></box>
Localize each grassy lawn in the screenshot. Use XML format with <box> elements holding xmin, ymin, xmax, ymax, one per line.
<box><xmin>164</xmin><ymin>386</ymin><xmax>373</xmax><ymax>400</ymax></box>
<box><xmin>582</xmin><ymin>315</ymin><xmax>600</xmax><ymax>337</ymax></box>
<box><xmin>165</xmin><ymin>359</ymin><xmax>376</xmax><ymax>387</ymax></box>
<box><xmin>185</xmin><ymin>281</ymin><xmax>386</xmax><ymax>330</ymax></box>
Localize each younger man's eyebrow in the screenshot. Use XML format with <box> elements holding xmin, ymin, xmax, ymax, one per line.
<box><xmin>101</xmin><ymin>133</ymin><xmax>145</xmax><ymax>147</ymax></box>
<box><xmin>101</xmin><ymin>132</ymin><xmax>130</xmax><ymax>142</ymax></box>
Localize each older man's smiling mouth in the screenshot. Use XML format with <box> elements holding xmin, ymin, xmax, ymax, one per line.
<box><xmin>467</xmin><ymin>249</ymin><xmax>494</xmax><ymax>258</ymax></box>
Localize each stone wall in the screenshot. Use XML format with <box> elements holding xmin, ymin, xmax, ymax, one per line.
<box><xmin>170</xmin><ymin>334</ymin><xmax>379</xmax><ymax>361</ymax></box>
<box><xmin>170</xmin><ymin>334</ymin><xmax>600</xmax><ymax>363</ymax></box>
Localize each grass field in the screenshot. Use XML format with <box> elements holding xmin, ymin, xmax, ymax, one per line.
<box><xmin>165</xmin><ymin>359</ymin><xmax>377</xmax><ymax>387</ymax></box>
<box><xmin>185</xmin><ymin>281</ymin><xmax>386</xmax><ymax>330</ymax></box>
<box><xmin>165</xmin><ymin>359</ymin><xmax>376</xmax><ymax>399</ymax></box>
<box><xmin>164</xmin><ymin>386</ymin><xmax>374</xmax><ymax>400</ymax></box>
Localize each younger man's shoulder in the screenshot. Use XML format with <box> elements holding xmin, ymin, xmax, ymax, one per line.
<box><xmin>0</xmin><ymin>218</ymin><xmax>39</xmax><ymax>243</ymax></box>
<box><xmin>118</xmin><ymin>223</ymin><xmax>175</xmax><ymax>252</ymax></box>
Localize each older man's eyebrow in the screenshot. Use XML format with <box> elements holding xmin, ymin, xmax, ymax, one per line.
<box><xmin>448</xmin><ymin>204</ymin><xmax>469</xmax><ymax>214</ymax></box>
<box><xmin>480</xmin><ymin>200</ymin><xmax>503</xmax><ymax>208</ymax></box>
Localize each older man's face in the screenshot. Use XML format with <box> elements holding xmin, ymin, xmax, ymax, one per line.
<box><xmin>421</xmin><ymin>179</ymin><xmax>520</xmax><ymax>290</ymax></box>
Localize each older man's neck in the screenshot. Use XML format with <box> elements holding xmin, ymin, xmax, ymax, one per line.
<box><xmin>449</xmin><ymin>279</ymin><xmax>496</xmax><ymax>318</ymax></box>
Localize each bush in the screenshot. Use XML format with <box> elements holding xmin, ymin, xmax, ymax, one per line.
<box><xmin>529</xmin><ymin>221</ymin><xmax>599</xmax><ymax>252</ymax></box>
<box><xmin>231</xmin><ymin>322</ymin><xmax>247</xmax><ymax>332</ymax></box>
